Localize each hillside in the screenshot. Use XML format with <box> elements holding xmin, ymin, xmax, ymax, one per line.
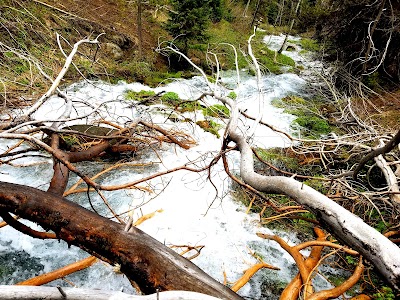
<box><xmin>0</xmin><ymin>0</ymin><xmax>168</xmax><ymax>105</ymax></box>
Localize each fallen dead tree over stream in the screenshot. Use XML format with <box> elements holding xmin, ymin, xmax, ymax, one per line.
<box><xmin>0</xmin><ymin>181</ymin><xmax>241</xmax><ymax>299</ymax></box>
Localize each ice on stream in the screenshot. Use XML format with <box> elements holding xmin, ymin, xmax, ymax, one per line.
<box><xmin>0</xmin><ymin>35</ymin><xmax>338</xmax><ymax>299</ymax></box>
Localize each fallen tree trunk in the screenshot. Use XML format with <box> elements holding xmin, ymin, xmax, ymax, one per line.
<box><xmin>229</xmin><ymin>129</ymin><xmax>400</xmax><ymax>291</ymax></box>
<box><xmin>0</xmin><ymin>181</ymin><xmax>242</xmax><ymax>300</ymax></box>
<box><xmin>0</xmin><ymin>285</ymin><xmax>222</xmax><ymax>300</ymax></box>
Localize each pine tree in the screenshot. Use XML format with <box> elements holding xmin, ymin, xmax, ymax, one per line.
<box><xmin>166</xmin><ymin>0</ymin><xmax>212</xmax><ymax>53</ymax></box>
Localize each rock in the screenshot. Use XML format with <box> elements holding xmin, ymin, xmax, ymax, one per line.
<box><xmin>102</xmin><ymin>42</ymin><xmax>124</xmax><ymax>60</ymax></box>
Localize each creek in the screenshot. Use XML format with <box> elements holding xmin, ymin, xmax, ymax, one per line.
<box><xmin>0</xmin><ymin>35</ymin><xmax>340</xmax><ymax>299</ymax></box>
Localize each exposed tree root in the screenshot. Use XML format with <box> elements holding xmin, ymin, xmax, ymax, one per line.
<box><xmin>307</xmin><ymin>257</ymin><xmax>364</xmax><ymax>300</ymax></box>
<box><xmin>16</xmin><ymin>256</ymin><xmax>97</xmax><ymax>286</ymax></box>
<box><xmin>257</xmin><ymin>227</ymin><xmax>363</xmax><ymax>299</ymax></box>
<box><xmin>231</xmin><ymin>262</ymin><xmax>280</xmax><ymax>292</ymax></box>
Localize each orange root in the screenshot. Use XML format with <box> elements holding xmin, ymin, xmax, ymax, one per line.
<box><xmin>231</xmin><ymin>262</ymin><xmax>280</xmax><ymax>292</ymax></box>
<box><xmin>16</xmin><ymin>256</ymin><xmax>97</xmax><ymax>286</ymax></box>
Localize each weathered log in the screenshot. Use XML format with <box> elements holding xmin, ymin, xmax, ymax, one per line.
<box><xmin>230</xmin><ymin>127</ymin><xmax>400</xmax><ymax>291</ymax></box>
<box><xmin>0</xmin><ymin>285</ymin><xmax>222</xmax><ymax>300</ymax></box>
<box><xmin>0</xmin><ymin>181</ymin><xmax>242</xmax><ymax>300</ymax></box>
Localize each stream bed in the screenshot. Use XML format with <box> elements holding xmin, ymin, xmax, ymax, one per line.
<box><xmin>0</xmin><ymin>35</ymin><xmax>340</xmax><ymax>299</ymax></box>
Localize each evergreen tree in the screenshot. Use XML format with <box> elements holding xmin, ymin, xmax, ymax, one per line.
<box><xmin>166</xmin><ymin>0</ymin><xmax>212</xmax><ymax>53</ymax></box>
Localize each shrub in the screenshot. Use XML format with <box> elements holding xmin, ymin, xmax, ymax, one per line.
<box><xmin>228</xmin><ymin>91</ymin><xmax>237</xmax><ymax>100</ymax></box>
<box><xmin>373</xmin><ymin>287</ymin><xmax>395</xmax><ymax>300</ymax></box>
<box><xmin>160</xmin><ymin>91</ymin><xmax>180</xmax><ymax>104</ymax></box>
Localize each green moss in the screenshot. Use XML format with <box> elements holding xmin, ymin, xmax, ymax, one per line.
<box><xmin>114</xmin><ymin>61</ymin><xmax>153</xmax><ymax>84</ymax></box>
<box><xmin>61</xmin><ymin>135</ymin><xmax>80</xmax><ymax>147</ymax></box>
<box><xmin>14</xmin><ymin>62</ymin><xmax>30</xmax><ymax>75</ymax></box>
<box><xmin>303</xmin><ymin>177</ymin><xmax>328</xmax><ymax>194</ymax></box>
<box><xmin>146</xmin><ymin>71</ymin><xmax>185</xmax><ymax>86</ymax></box>
<box><xmin>124</xmin><ymin>89</ymin><xmax>155</xmax><ymax>101</ymax></box>
<box><xmin>202</xmin><ymin>104</ymin><xmax>230</xmax><ymax>118</ymax></box>
<box><xmin>273</xmin><ymin>95</ymin><xmax>336</xmax><ymax>138</ymax></box>
<box><xmin>250</xmin><ymin>40</ymin><xmax>296</xmax><ymax>74</ymax></box>
<box><xmin>362</xmin><ymin>72</ymin><xmax>382</xmax><ymax>90</ymax></box>
<box><xmin>299</xmin><ymin>38</ymin><xmax>320</xmax><ymax>52</ymax></box>
<box><xmin>287</xmin><ymin>38</ymin><xmax>320</xmax><ymax>52</ymax></box>
<box><xmin>161</xmin><ymin>91</ymin><xmax>180</xmax><ymax>104</ymax></box>
<box><xmin>179</xmin><ymin>101</ymin><xmax>203</xmax><ymax>112</ymax></box>
<box><xmin>272</xmin><ymin>95</ymin><xmax>307</xmax><ymax>113</ymax></box>
<box><xmin>196</xmin><ymin>119</ymin><xmax>222</xmax><ymax>138</ymax></box>
<box><xmin>292</xmin><ymin>116</ymin><xmax>331</xmax><ymax>137</ymax></box>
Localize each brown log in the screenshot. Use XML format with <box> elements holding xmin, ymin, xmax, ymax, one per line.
<box><xmin>0</xmin><ymin>181</ymin><xmax>242</xmax><ymax>300</ymax></box>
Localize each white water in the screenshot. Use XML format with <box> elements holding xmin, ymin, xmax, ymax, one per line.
<box><xmin>0</xmin><ymin>36</ymin><xmax>337</xmax><ymax>299</ymax></box>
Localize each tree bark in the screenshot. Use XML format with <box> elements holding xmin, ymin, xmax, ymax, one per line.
<box><xmin>0</xmin><ymin>182</ymin><xmax>242</xmax><ymax>300</ymax></box>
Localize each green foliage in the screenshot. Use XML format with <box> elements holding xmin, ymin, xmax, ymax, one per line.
<box><xmin>345</xmin><ymin>255</ymin><xmax>358</xmax><ymax>266</ymax></box>
<box><xmin>228</xmin><ymin>91</ymin><xmax>237</xmax><ymax>100</ymax></box>
<box><xmin>202</xmin><ymin>104</ymin><xmax>230</xmax><ymax>118</ymax></box>
<box><xmin>300</xmin><ymin>38</ymin><xmax>320</xmax><ymax>52</ymax></box>
<box><xmin>144</xmin><ymin>71</ymin><xmax>190</xmax><ymax>86</ymax></box>
<box><xmin>124</xmin><ymin>89</ymin><xmax>155</xmax><ymax>101</ymax></box>
<box><xmin>369</xmin><ymin>209</ymin><xmax>388</xmax><ymax>233</ymax></box>
<box><xmin>76</xmin><ymin>58</ymin><xmax>94</xmax><ymax>76</ymax></box>
<box><xmin>207</xmin><ymin>20</ymin><xmax>248</xmax><ymax>69</ymax></box>
<box><xmin>114</xmin><ymin>61</ymin><xmax>153</xmax><ymax>84</ymax></box>
<box><xmin>196</xmin><ymin>119</ymin><xmax>222</xmax><ymax>138</ymax></box>
<box><xmin>209</xmin><ymin>0</ymin><xmax>223</xmax><ymax>22</ymax></box>
<box><xmin>373</xmin><ymin>287</ymin><xmax>395</xmax><ymax>300</ymax></box>
<box><xmin>161</xmin><ymin>91</ymin><xmax>180</xmax><ymax>104</ymax></box>
<box><xmin>4</xmin><ymin>51</ymin><xmax>14</xmax><ymax>58</ymax></box>
<box><xmin>14</xmin><ymin>62</ymin><xmax>29</xmax><ymax>75</ymax></box>
<box><xmin>273</xmin><ymin>95</ymin><xmax>333</xmax><ymax>138</ymax></box>
<box><xmin>166</xmin><ymin>0</ymin><xmax>214</xmax><ymax>52</ymax></box>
